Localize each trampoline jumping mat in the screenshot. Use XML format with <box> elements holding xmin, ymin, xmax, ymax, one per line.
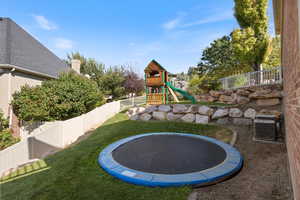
<box><xmin>98</xmin><ymin>132</ymin><xmax>243</xmax><ymax>187</ymax></box>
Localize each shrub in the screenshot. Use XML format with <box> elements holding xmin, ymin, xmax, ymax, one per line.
<box><xmin>233</xmin><ymin>75</ymin><xmax>248</xmax><ymax>88</ymax></box>
<box><xmin>188</xmin><ymin>75</ymin><xmax>221</xmax><ymax>95</ymax></box>
<box><xmin>11</xmin><ymin>85</ymin><xmax>53</xmax><ymax>121</ymax></box>
<box><xmin>0</xmin><ymin>110</ymin><xmax>19</xmax><ymax>150</ymax></box>
<box><xmin>0</xmin><ymin>129</ymin><xmax>19</xmax><ymax>150</ymax></box>
<box><xmin>12</xmin><ymin>72</ymin><xmax>104</xmax><ymax>122</ymax></box>
<box><xmin>0</xmin><ymin>110</ymin><xmax>9</xmax><ymax>131</ymax></box>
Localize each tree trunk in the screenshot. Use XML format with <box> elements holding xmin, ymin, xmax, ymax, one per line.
<box><xmin>253</xmin><ymin>62</ymin><xmax>260</xmax><ymax>71</ymax></box>
<box><xmin>253</xmin><ymin>62</ymin><xmax>262</xmax><ymax>85</ymax></box>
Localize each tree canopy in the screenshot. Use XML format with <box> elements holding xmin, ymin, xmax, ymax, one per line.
<box><xmin>232</xmin><ymin>0</ymin><xmax>270</xmax><ymax>71</ymax></box>
<box><xmin>67</xmin><ymin>52</ymin><xmax>144</xmax><ymax>99</ymax></box>
<box><xmin>189</xmin><ymin>36</ymin><xmax>252</xmax><ymax>81</ymax></box>
<box><xmin>123</xmin><ymin>69</ymin><xmax>144</xmax><ymax>96</ymax></box>
<box><xmin>263</xmin><ymin>36</ymin><xmax>281</xmax><ymax>69</ymax></box>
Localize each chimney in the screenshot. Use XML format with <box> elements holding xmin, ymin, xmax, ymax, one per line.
<box><xmin>71</xmin><ymin>59</ymin><xmax>81</xmax><ymax>74</ymax></box>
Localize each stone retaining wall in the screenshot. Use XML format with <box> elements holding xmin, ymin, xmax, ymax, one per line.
<box><xmin>127</xmin><ymin>104</ymin><xmax>281</xmax><ymax>126</ymax></box>
<box><xmin>196</xmin><ymin>84</ymin><xmax>283</xmax><ymax>106</ymax></box>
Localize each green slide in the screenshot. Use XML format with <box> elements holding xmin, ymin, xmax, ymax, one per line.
<box><xmin>166</xmin><ymin>82</ymin><xmax>196</xmax><ymax>104</ymax></box>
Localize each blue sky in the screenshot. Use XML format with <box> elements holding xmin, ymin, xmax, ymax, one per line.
<box><xmin>1</xmin><ymin>0</ymin><xmax>275</xmax><ymax>74</ymax></box>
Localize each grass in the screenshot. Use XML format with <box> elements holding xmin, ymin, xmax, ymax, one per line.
<box><xmin>0</xmin><ymin>160</ymin><xmax>50</xmax><ymax>184</ymax></box>
<box><xmin>170</xmin><ymin>100</ymin><xmax>235</xmax><ymax>107</ymax></box>
<box><xmin>0</xmin><ymin>113</ymin><xmax>233</xmax><ymax>200</ymax></box>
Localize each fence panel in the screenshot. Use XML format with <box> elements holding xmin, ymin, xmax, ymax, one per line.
<box><xmin>219</xmin><ymin>67</ymin><xmax>282</xmax><ymax>90</ymax></box>
<box><xmin>0</xmin><ymin>98</ymin><xmax>140</xmax><ymax>176</ymax></box>
<box><xmin>120</xmin><ymin>96</ymin><xmax>146</xmax><ymax>110</ymax></box>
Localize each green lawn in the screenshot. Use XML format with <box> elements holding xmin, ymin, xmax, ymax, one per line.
<box><xmin>1</xmin><ymin>112</ymin><xmax>233</xmax><ymax>200</ymax></box>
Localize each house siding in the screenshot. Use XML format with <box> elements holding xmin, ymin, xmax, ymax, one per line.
<box><xmin>0</xmin><ymin>71</ymin><xmax>44</xmax><ymax>117</ymax></box>
<box><xmin>282</xmin><ymin>0</ymin><xmax>300</xmax><ymax>199</ymax></box>
<box><xmin>0</xmin><ymin>73</ymin><xmax>9</xmax><ymax>116</ymax></box>
<box><xmin>11</xmin><ymin>71</ymin><xmax>44</xmax><ymax>94</ymax></box>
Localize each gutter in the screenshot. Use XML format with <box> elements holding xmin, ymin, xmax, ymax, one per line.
<box><xmin>0</xmin><ymin>64</ymin><xmax>58</xmax><ymax>79</ymax></box>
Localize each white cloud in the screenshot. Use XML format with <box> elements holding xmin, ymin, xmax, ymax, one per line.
<box><xmin>162</xmin><ymin>10</ymin><xmax>234</xmax><ymax>31</ymax></box>
<box><xmin>32</xmin><ymin>15</ymin><xmax>58</xmax><ymax>30</ymax></box>
<box><xmin>54</xmin><ymin>38</ymin><xmax>73</xmax><ymax>49</ymax></box>
<box><xmin>163</xmin><ymin>17</ymin><xmax>181</xmax><ymax>30</ymax></box>
<box><xmin>162</xmin><ymin>12</ymin><xmax>186</xmax><ymax>30</ymax></box>
<box><xmin>182</xmin><ymin>11</ymin><xmax>233</xmax><ymax>27</ymax></box>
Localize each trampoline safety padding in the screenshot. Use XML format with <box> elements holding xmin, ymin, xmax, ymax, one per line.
<box><xmin>98</xmin><ymin>132</ymin><xmax>243</xmax><ymax>187</ymax></box>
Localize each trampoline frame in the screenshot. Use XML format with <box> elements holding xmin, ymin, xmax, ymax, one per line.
<box><xmin>98</xmin><ymin>132</ymin><xmax>243</xmax><ymax>187</ymax></box>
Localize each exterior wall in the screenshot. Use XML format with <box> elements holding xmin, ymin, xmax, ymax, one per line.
<box><xmin>10</xmin><ymin>71</ymin><xmax>44</xmax><ymax>93</ymax></box>
<box><xmin>0</xmin><ymin>71</ymin><xmax>44</xmax><ymax>118</ymax></box>
<box><xmin>281</xmin><ymin>0</ymin><xmax>300</xmax><ymax>199</ymax></box>
<box><xmin>0</xmin><ymin>73</ymin><xmax>9</xmax><ymax>116</ymax></box>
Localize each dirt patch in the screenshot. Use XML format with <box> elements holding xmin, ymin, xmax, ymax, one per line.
<box><xmin>193</xmin><ymin>126</ymin><xmax>293</xmax><ymax>200</ymax></box>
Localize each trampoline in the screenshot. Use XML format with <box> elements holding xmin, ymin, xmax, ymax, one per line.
<box><xmin>98</xmin><ymin>132</ymin><xmax>243</xmax><ymax>187</ymax></box>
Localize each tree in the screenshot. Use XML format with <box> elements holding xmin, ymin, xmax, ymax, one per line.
<box><xmin>175</xmin><ymin>72</ymin><xmax>188</xmax><ymax>81</ymax></box>
<box><xmin>232</xmin><ymin>0</ymin><xmax>270</xmax><ymax>71</ymax></box>
<box><xmin>187</xmin><ymin>67</ymin><xmax>197</xmax><ymax>77</ymax></box>
<box><xmin>263</xmin><ymin>36</ymin><xmax>281</xmax><ymax>69</ymax></box>
<box><xmin>98</xmin><ymin>66</ymin><xmax>125</xmax><ymax>99</ymax></box>
<box><xmin>123</xmin><ymin>69</ymin><xmax>144</xmax><ymax>96</ymax></box>
<box><xmin>66</xmin><ymin>52</ymin><xmax>87</xmax><ymax>71</ymax></box>
<box><xmin>196</xmin><ymin>36</ymin><xmax>251</xmax><ymax>79</ymax></box>
<box><xmin>66</xmin><ymin>52</ymin><xmax>105</xmax><ymax>77</ymax></box>
<box><xmin>188</xmin><ymin>74</ymin><xmax>221</xmax><ymax>95</ymax></box>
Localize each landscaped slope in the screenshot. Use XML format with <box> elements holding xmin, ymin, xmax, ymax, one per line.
<box><xmin>1</xmin><ymin>113</ymin><xmax>233</xmax><ymax>200</ymax></box>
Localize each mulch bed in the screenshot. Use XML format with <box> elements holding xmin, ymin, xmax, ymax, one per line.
<box><xmin>193</xmin><ymin>125</ymin><xmax>293</xmax><ymax>200</ymax></box>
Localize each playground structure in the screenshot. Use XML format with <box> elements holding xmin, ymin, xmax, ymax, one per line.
<box><xmin>144</xmin><ymin>60</ymin><xmax>196</xmax><ymax>105</ymax></box>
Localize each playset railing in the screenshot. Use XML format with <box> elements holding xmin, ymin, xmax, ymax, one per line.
<box><xmin>146</xmin><ymin>93</ymin><xmax>164</xmax><ymax>105</ymax></box>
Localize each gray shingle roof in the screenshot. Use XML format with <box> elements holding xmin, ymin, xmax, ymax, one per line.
<box><xmin>0</xmin><ymin>17</ymin><xmax>69</xmax><ymax>78</ymax></box>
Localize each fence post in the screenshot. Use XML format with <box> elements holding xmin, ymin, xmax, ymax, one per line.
<box><xmin>279</xmin><ymin>66</ymin><xmax>283</xmax><ymax>83</ymax></box>
<box><xmin>132</xmin><ymin>96</ymin><xmax>135</xmax><ymax>107</ymax></box>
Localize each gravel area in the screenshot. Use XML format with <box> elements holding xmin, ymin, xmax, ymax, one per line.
<box><xmin>192</xmin><ymin>125</ymin><xmax>293</xmax><ymax>200</ymax></box>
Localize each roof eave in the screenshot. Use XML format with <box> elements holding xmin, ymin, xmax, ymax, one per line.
<box><xmin>0</xmin><ymin>64</ymin><xmax>58</xmax><ymax>79</ymax></box>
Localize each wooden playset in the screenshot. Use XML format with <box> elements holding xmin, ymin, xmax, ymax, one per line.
<box><xmin>144</xmin><ymin>60</ymin><xmax>196</xmax><ymax>105</ymax></box>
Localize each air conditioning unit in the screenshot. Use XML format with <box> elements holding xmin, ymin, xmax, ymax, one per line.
<box><xmin>254</xmin><ymin>114</ymin><xmax>282</xmax><ymax>142</ymax></box>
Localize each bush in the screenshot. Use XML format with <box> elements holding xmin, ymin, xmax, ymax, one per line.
<box><xmin>233</xmin><ymin>75</ymin><xmax>248</xmax><ymax>88</ymax></box>
<box><xmin>188</xmin><ymin>75</ymin><xmax>221</xmax><ymax>95</ymax></box>
<box><xmin>0</xmin><ymin>110</ymin><xmax>9</xmax><ymax>131</ymax></box>
<box><xmin>0</xmin><ymin>129</ymin><xmax>19</xmax><ymax>150</ymax></box>
<box><xmin>0</xmin><ymin>110</ymin><xmax>19</xmax><ymax>150</ymax></box>
<box><xmin>12</xmin><ymin>72</ymin><xmax>104</xmax><ymax>122</ymax></box>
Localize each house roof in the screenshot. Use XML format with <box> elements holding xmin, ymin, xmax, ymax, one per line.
<box><xmin>144</xmin><ymin>59</ymin><xmax>168</xmax><ymax>73</ymax></box>
<box><xmin>0</xmin><ymin>17</ymin><xmax>69</xmax><ymax>78</ymax></box>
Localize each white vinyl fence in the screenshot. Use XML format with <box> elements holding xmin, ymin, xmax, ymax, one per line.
<box><xmin>119</xmin><ymin>95</ymin><xmax>146</xmax><ymax>111</ymax></box>
<box><xmin>219</xmin><ymin>67</ymin><xmax>282</xmax><ymax>90</ymax></box>
<box><xmin>0</xmin><ymin>100</ymin><xmax>123</xmax><ymax>176</ymax></box>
